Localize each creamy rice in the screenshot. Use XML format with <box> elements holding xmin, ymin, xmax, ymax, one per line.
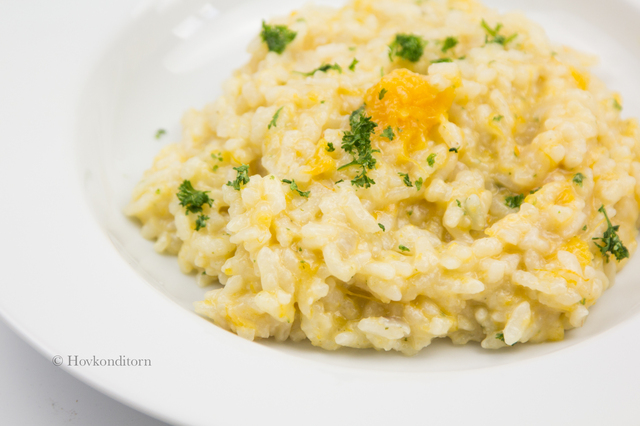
<box><xmin>126</xmin><ymin>0</ymin><xmax>640</xmax><ymax>354</ymax></box>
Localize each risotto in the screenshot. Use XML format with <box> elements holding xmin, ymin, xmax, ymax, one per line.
<box><xmin>126</xmin><ymin>0</ymin><xmax>640</xmax><ymax>355</ymax></box>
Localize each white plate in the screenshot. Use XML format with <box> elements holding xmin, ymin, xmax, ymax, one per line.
<box><xmin>2</xmin><ymin>0</ymin><xmax>640</xmax><ymax>424</ymax></box>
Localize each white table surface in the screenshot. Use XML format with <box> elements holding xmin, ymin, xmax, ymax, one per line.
<box><xmin>0</xmin><ymin>318</ymin><xmax>169</xmax><ymax>426</ymax></box>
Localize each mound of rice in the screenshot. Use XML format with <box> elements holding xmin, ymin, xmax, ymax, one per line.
<box><xmin>126</xmin><ymin>0</ymin><xmax>640</xmax><ymax>355</ymax></box>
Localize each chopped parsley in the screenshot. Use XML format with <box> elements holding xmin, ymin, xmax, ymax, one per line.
<box><xmin>441</xmin><ymin>36</ymin><xmax>458</xmax><ymax>53</ymax></box>
<box><xmin>613</xmin><ymin>98</ymin><xmax>623</xmax><ymax>111</ymax></box>
<box><xmin>195</xmin><ymin>215</ymin><xmax>209</xmax><ymax>231</ymax></box>
<box><xmin>379</xmin><ymin>88</ymin><xmax>388</xmax><ymax>100</ymax></box>
<box><xmin>481</xmin><ymin>19</ymin><xmax>517</xmax><ymax>46</ymax></box>
<box><xmin>583</xmin><ymin>225</ymin><xmax>588</xmax><ymax>231</ymax></box>
<box><xmin>282</xmin><ymin>179</ymin><xmax>310</xmax><ymax>198</ymax></box>
<box><xmin>399</xmin><ymin>172</ymin><xmax>413</xmax><ymax>187</ymax></box>
<box><xmin>530</xmin><ymin>187</ymin><xmax>541</xmax><ymax>194</ymax></box>
<box><xmin>326</xmin><ymin>142</ymin><xmax>335</xmax><ymax>152</ymax></box>
<box><xmin>496</xmin><ymin>332</ymin><xmax>505</xmax><ymax>342</ymax></box>
<box><xmin>335</xmin><ymin>179</ymin><xmax>344</xmax><ymax>184</ymax></box>
<box><xmin>211</xmin><ymin>152</ymin><xmax>223</xmax><ymax>161</ymax></box>
<box><xmin>298</xmin><ymin>63</ymin><xmax>342</xmax><ymax>77</ymax></box>
<box><xmin>415</xmin><ymin>177</ymin><xmax>423</xmax><ymax>191</ymax></box>
<box><xmin>573</xmin><ymin>173</ymin><xmax>584</xmax><ymax>187</ymax></box>
<box><xmin>427</xmin><ymin>153</ymin><xmax>437</xmax><ymax>167</ymax></box>
<box><xmin>378</xmin><ymin>223</ymin><xmax>386</xmax><ymax>232</ymax></box>
<box><xmin>493</xmin><ymin>115</ymin><xmax>504</xmax><ymax>122</ymax></box>
<box><xmin>580</xmin><ymin>298</ymin><xmax>586</xmax><ymax>305</ymax></box>
<box><xmin>155</xmin><ymin>129</ymin><xmax>166</xmax><ymax>139</ymax></box>
<box><xmin>349</xmin><ymin>58</ymin><xmax>359</xmax><ymax>71</ymax></box>
<box><xmin>338</xmin><ymin>106</ymin><xmax>379</xmax><ymax>188</ymax></box>
<box><xmin>268</xmin><ymin>107</ymin><xmax>284</xmax><ymax>129</ymax></box>
<box><xmin>449</xmin><ymin>147</ymin><xmax>459</xmax><ymax>153</ymax></box>
<box><xmin>177</xmin><ymin>180</ymin><xmax>213</xmax><ymax>215</ymax></box>
<box><xmin>505</xmin><ymin>193</ymin><xmax>525</xmax><ymax>209</ymax></box>
<box><xmin>261</xmin><ymin>21</ymin><xmax>297</xmax><ymax>54</ymax></box>
<box><xmin>593</xmin><ymin>205</ymin><xmax>629</xmax><ymax>263</ymax></box>
<box><xmin>381</xmin><ymin>126</ymin><xmax>395</xmax><ymax>141</ymax></box>
<box><xmin>431</xmin><ymin>58</ymin><xmax>453</xmax><ymax>63</ymax></box>
<box><xmin>226</xmin><ymin>164</ymin><xmax>250</xmax><ymax>190</ymax></box>
<box><xmin>456</xmin><ymin>199</ymin><xmax>462</xmax><ymax>208</ymax></box>
<box><xmin>388</xmin><ymin>34</ymin><xmax>426</xmax><ymax>62</ymax></box>
<box><xmin>155</xmin><ymin>189</ymin><xmax>161</xmax><ymax>194</ymax></box>
<box><xmin>399</xmin><ymin>245</ymin><xmax>410</xmax><ymax>252</ymax></box>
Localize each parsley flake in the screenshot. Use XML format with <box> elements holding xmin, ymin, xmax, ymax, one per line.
<box><xmin>431</xmin><ymin>58</ymin><xmax>453</xmax><ymax>63</ymax></box>
<box><xmin>298</xmin><ymin>63</ymin><xmax>342</xmax><ymax>77</ymax></box>
<box><xmin>505</xmin><ymin>193</ymin><xmax>525</xmax><ymax>209</ymax></box>
<box><xmin>282</xmin><ymin>179</ymin><xmax>310</xmax><ymax>198</ymax></box>
<box><xmin>582</xmin><ymin>225</ymin><xmax>587</xmax><ymax>231</ymax></box>
<box><xmin>456</xmin><ymin>199</ymin><xmax>462</xmax><ymax>208</ymax></box>
<box><xmin>226</xmin><ymin>164</ymin><xmax>250</xmax><ymax>190</ymax></box>
<box><xmin>415</xmin><ymin>177</ymin><xmax>423</xmax><ymax>191</ymax></box>
<box><xmin>326</xmin><ymin>142</ymin><xmax>335</xmax><ymax>152</ymax></box>
<box><xmin>381</xmin><ymin>126</ymin><xmax>395</xmax><ymax>141</ymax></box>
<box><xmin>399</xmin><ymin>245</ymin><xmax>410</xmax><ymax>252</ymax></box>
<box><xmin>268</xmin><ymin>107</ymin><xmax>284</xmax><ymax>129</ymax></box>
<box><xmin>593</xmin><ymin>205</ymin><xmax>629</xmax><ymax>263</ymax></box>
<box><xmin>449</xmin><ymin>147</ymin><xmax>459</xmax><ymax>153</ymax></box>
<box><xmin>349</xmin><ymin>58</ymin><xmax>359</xmax><ymax>71</ymax></box>
<box><xmin>389</xmin><ymin>34</ymin><xmax>426</xmax><ymax>62</ymax></box>
<box><xmin>427</xmin><ymin>153</ymin><xmax>437</xmax><ymax>167</ymax></box>
<box><xmin>441</xmin><ymin>36</ymin><xmax>458</xmax><ymax>53</ymax></box>
<box><xmin>261</xmin><ymin>21</ymin><xmax>297</xmax><ymax>54</ymax></box>
<box><xmin>378</xmin><ymin>223</ymin><xmax>386</xmax><ymax>232</ymax></box>
<box><xmin>155</xmin><ymin>129</ymin><xmax>166</xmax><ymax>139</ymax></box>
<box><xmin>573</xmin><ymin>173</ymin><xmax>584</xmax><ymax>187</ymax></box>
<box><xmin>481</xmin><ymin>19</ymin><xmax>517</xmax><ymax>46</ymax></box>
<box><xmin>195</xmin><ymin>215</ymin><xmax>210</xmax><ymax>231</ymax></box>
<box><xmin>496</xmin><ymin>332</ymin><xmax>505</xmax><ymax>342</ymax></box>
<box><xmin>177</xmin><ymin>180</ymin><xmax>213</xmax><ymax>215</ymax></box>
<box><xmin>338</xmin><ymin>106</ymin><xmax>379</xmax><ymax>188</ymax></box>
<box><xmin>379</xmin><ymin>88</ymin><xmax>388</xmax><ymax>100</ymax></box>
<box><xmin>399</xmin><ymin>172</ymin><xmax>413</xmax><ymax>187</ymax></box>
<box><xmin>493</xmin><ymin>115</ymin><xmax>503</xmax><ymax>122</ymax></box>
<box><xmin>530</xmin><ymin>187</ymin><xmax>541</xmax><ymax>194</ymax></box>
<box><xmin>613</xmin><ymin>99</ymin><xmax>623</xmax><ymax>111</ymax></box>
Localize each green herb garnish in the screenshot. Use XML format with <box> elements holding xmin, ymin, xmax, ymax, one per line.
<box><xmin>456</xmin><ymin>199</ymin><xmax>462</xmax><ymax>208</ymax></box>
<box><xmin>573</xmin><ymin>173</ymin><xmax>584</xmax><ymax>187</ymax></box>
<box><xmin>530</xmin><ymin>187</ymin><xmax>541</xmax><ymax>194</ymax></box>
<box><xmin>441</xmin><ymin>36</ymin><xmax>458</xmax><ymax>53</ymax></box>
<box><xmin>389</xmin><ymin>34</ymin><xmax>426</xmax><ymax>62</ymax></box>
<box><xmin>415</xmin><ymin>177</ymin><xmax>423</xmax><ymax>191</ymax></box>
<box><xmin>449</xmin><ymin>147</ymin><xmax>459</xmax><ymax>153</ymax></box>
<box><xmin>298</xmin><ymin>63</ymin><xmax>342</xmax><ymax>77</ymax></box>
<box><xmin>399</xmin><ymin>245</ymin><xmax>410</xmax><ymax>252</ymax></box>
<box><xmin>282</xmin><ymin>179</ymin><xmax>310</xmax><ymax>198</ymax></box>
<box><xmin>496</xmin><ymin>332</ymin><xmax>505</xmax><ymax>342</ymax></box>
<box><xmin>195</xmin><ymin>215</ymin><xmax>209</xmax><ymax>231</ymax></box>
<box><xmin>226</xmin><ymin>164</ymin><xmax>250</xmax><ymax>190</ymax></box>
<box><xmin>381</xmin><ymin>126</ymin><xmax>395</xmax><ymax>141</ymax></box>
<box><xmin>326</xmin><ymin>142</ymin><xmax>335</xmax><ymax>152</ymax></box>
<box><xmin>378</xmin><ymin>223</ymin><xmax>386</xmax><ymax>232</ymax></box>
<box><xmin>613</xmin><ymin>99</ymin><xmax>623</xmax><ymax>111</ymax></box>
<box><xmin>261</xmin><ymin>21</ymin><xmax>297</xmax><ymax>54</ymax></box>
<box><xmin>338</xmin><ymin>106</ymin><xmax>379</xmax><ymax>188</ymax></box>
<box><xmin>431</xmin><ymin>58</ymin><xmax>453</xmax><ymax>63</ymax></box>
<box><xmin>427</xmin><ymin>153</ymin><xmax>436</xmax><ymax>167</ymax></box>
<box><xmin>177</xmin><ymin>180</ymin><xmax>213</xmax><ymax>215</ymax></box>
<box><xmin>399</xmin><ymin>172</ymin><xmax>413</xmax><ymax>187</ymax></box>
<box><xmin>155</xmin><ymin>129</ymin><xmax>166</xmax><ymax>139</ymax></box>
<box><xmin>268</xmin><ymin>107</ymin><xmax>284</xmax><ymax>129</ymax></box>
<box><xmin>481</xmin><ymin>19</ymin><xmax>517</xmax><ymax>46</ymax></box>
<box><xmin>505</xmin><ymin>194</ymin><xmax>525</xmax><ymax>209</ymax></box>
<box><xmin>593</xmin><ymin>205</ymin><xmax>629</xmax><ymax>263</ymax></box>
<box><xmin>379</xmin><ymin>88</ymin><xmax>388</xmax><ymax>100</ymax></box>
<box><xmin>493</xmin><ymin>115</ymin><xmax>503</xmax><ymax>122</ymax></box>
<box><xmin>583</xmin><ymin>225</ymin><xmax>587</xmax><ymax>231</ymax></box>
<box><xmin>349</xmin><ymin>58</ymin><xmax>359</xmax><ymax>71</ymax></box>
